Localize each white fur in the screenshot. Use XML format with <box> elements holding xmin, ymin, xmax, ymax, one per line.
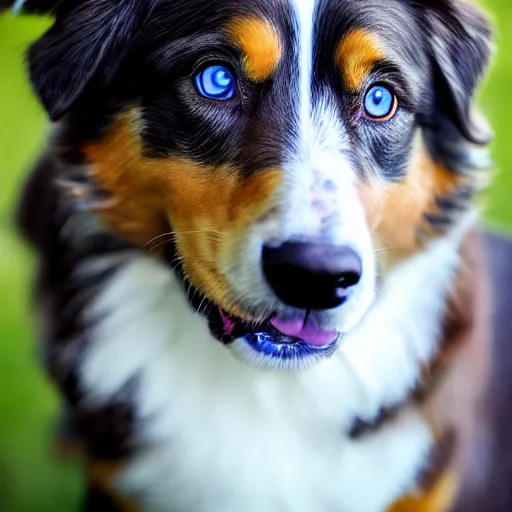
<box><xmin>295</xmin><ymin>0</ymin><xmax>315</xmax><ymax>144</ymax></box>
<box><xmin>80</xmin><ymin>213</ymin><xmax>473</xmax><ymax>512</ymax></box>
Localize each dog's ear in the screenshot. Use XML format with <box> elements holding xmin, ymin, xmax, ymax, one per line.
<box><xmin>26</xmin><ymin>0</ymin><xmax>145</xmax><ymax>121</ymax></box>
<box><xmin>418</xmin><ymin>0</ymin><xmax>493</xmax><ymax>146</ymax></box>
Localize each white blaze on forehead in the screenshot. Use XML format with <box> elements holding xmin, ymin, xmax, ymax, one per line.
<box><xmin>276</xmin><ymin>1</ymin><xmax>365</xmax><ymax>254</ymax></box>
<box><xmin>290</xmin><ymin>0</ymin><xmax>347</xmax><ymax>159</ymax></box>
<box><xmin>294</xmin><ymin>0</ymin><xmax>317</xmax><ymax>150</ymax></box>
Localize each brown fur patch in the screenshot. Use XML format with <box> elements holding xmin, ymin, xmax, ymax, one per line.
<box><xmin>416</xmin><ymin>429</ymin><xmax>457</xmax><ymax>491</ymax></box>
<box><xmin>89</xmin><ymin>461</ymin><xmax>124</xmax><ymax>487</ymax></box>
<box><xmin>227</xmin><ymin>17</ymin><xmax>282</xmax><ymax>82</ymax></box>
<box><xmin>83</xmin><ymin>111</ymin><xmax>282</xmax><ymax>319</ymax></box>
<box><xmin>387</xmin><ymin>471</ymin><xmax>460</xmax><ymax>512</ymax></box>
<box><xmin>88</xmin><ymin>461</ymin><xmax>140</xmax><ymax>512</ymax></box>
<box><xmin>53</xmin><ymin>434</ymin><xmax>84</xmax><ymax>461</ymax></box>
<box><xmin>421</xmin><ymin>229</ymin><xmax>490</xmax><ymax>460</ymax></box>
<box><xmin>402</xmin><ymin>230</ymin><xmax>489</xmax><ymax>510</ymax></box>
<box><xmin>359</xmin><ymin>142</ymin><xmax>474</xmax><ymax>270</ymax></box>
<box><xmin>336</xmin><ymin>29</ymin><xmax>386</xmax><ymax>91</ymax></box>
<box><xmin>83</xmin><ymin>112</ymin><xmax>168</xmax><ymax>247</ymax></box>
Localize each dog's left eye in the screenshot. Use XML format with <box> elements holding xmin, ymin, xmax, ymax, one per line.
<box><xmin>194</xmin><ymin>64</ymin><xmax>236</xmax><ymax>100</ymax></box>
<box><xmin>363</xmin><ymin>85</ymin><xmax>397</xmax><ymax>121</ymax></box>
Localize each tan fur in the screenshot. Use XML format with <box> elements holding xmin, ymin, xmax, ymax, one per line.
<box><xmin>83</xmin><ymin>112</ymin><xmax>168</xmax><ymax>247</ymax></box>
<box><xmin>227</xmin><ymin>17</ymin><xmax>282</xmax><ymax>82</ymax></box>
<box><xmin>336</xmin><ymin>29</ymin><xmax>386</xmax><ymax>92</ymax></box>
<box><xmin>84</xmin><ymin>111</ymin><xmax>282</xmax><ymax>319</ymax></box>
<box><xmin>88</xmin><ymin>461</ymin><xmax>140</xmax><ymax>512</ymax></box>
<box><xmin>358</xmin><ymin>142</ymin><xmax>474</xmax><ymax>270</ymax></box>
<box><xmin>387</xmin><ymin>471</ymin><xmax>460</xmax><ymax>512</ymax></box>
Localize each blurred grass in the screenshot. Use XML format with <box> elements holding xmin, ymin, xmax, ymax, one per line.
<box><xmin>0</xmin><ymin>1</ymin><xmax>511</xmax><ymax>510</ymax></box>
<box><xmin>480</xmin><ymin>0</ymin><xmax>512</xmax><ymax>227</ymax></box>
<box><xmin>0</xmin><ymin>13</ymin><xmax>82</xmax><ymax>512</ymax></box>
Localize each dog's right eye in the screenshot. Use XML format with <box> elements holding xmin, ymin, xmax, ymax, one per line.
<box><xmin>194</xmin><ymin>64</ymin><xmax>236</xmax><ymax>101</ymax></box>
<box><xmin>363</xmin><ymin>85</ymin><xmax>397</xmax><ymax>121</ymax></box>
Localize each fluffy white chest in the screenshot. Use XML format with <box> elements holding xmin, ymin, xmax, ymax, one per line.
<box><xmin>80</xmin><ymin>235</ymin><xmax>461</xmax><ymax>512</ymax></box>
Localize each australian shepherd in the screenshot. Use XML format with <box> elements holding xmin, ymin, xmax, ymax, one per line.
<box><xmin>6</xmin><ymin>0</ymin><xmax>498</xmax><ymax>510</ymax></box>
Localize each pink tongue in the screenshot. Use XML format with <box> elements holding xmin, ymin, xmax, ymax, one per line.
<box><xmin>270</xmin><ymin>318</ymin><xmax>337</xmax><ymax>347</ymax></box>
<box><xmin>219</xmin><ymin>309</ymin><xmax>236</xmax><ymax>335</ymax></box>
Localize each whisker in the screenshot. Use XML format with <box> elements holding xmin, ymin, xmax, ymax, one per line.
<box><xmin>190</xmin><ymin>286</ymin><xmax>201</xmax><ymax>305</ymax></box>
<box><xmin>147</xmin><ymin>239</ymin><xmax>175</xmax><ymax>253</ymax></box>
<box><xmin>169</xmin><ymin>255</ymin><xmax>184</xmax><ymax>274</ymax></box>
<box><xmin>373</xmin><ymin>245</ymin><xmax>412</xmax><ymax>254</ymax></box>
<box><xmin>144</xmin><ymin>232</ymin><xmax>175</xmax><ymax>248</ymax></box>
<box><xmin>145</xmin><ymin>229</ymin><xmax>226</xmax><ymax>251</ymax></box>
<box><xmin>196</xmin><ymin>296</ymin><xmax>209</xmax><ymax>316</ymax></box>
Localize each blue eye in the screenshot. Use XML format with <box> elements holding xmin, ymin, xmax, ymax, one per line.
<box><xmin>363</xmin><ymin>85</ymin><xmax>396</xmax><ymax>120</ymax></box>
<box><xmin>194</xmin><ymin>64</ymin><xmax>236</xmax><ymax>100</ymax></box>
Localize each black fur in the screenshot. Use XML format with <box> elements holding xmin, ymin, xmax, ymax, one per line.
<box><xmin>82</xmin><ymin>484</ymin><xmax>129</xmax><ymax>512</ymax></box>
<box><xmin>27</xmin><ymin>0</ymin><xmax>152</xmax><ymax>120</ymax></box>
<box><xmin>75</xmin><ymin>380</ymin><xmax>138</xmax><ymax>460</ymax></box>
<box><xmin>416</xmin><ymin>0</ymin><xmax>493</xmax><ymax>145</ymax></box>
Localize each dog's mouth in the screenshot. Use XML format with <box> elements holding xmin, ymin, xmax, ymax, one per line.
<box><xmin>170</xmin><ymin>248</ymin><xmax>342</xmax><ymax>368</ymax></box>
<box><xmin>201</xmin><ymin>302</ymin><xmax>340</xmax><ymax>368</ymax></box>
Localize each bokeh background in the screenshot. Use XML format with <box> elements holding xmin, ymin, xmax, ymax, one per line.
<box><xmin>0</xmin><ymin>1</ymin><xmax>511</xmax><ymax>510</ymax></box>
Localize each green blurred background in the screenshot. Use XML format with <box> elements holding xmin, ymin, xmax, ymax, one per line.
<box><xmin>0</xmin><ymin>2</ymin><xmax>511</xmax><ymax>510</ymax></box>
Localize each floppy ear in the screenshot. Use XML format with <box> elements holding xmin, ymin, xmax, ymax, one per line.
<box><xmin>25</xmin><ymin>0</ymin><xmax>144</xmax><ymax>121</ymax></box>
<box><xmin>419</xmin><ymin>0</ymin><xmax>493</xmax><ymax>146</ymax></box>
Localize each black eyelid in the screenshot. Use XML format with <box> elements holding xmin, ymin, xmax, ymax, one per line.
<box><xmin>364</xmin><ymin>81</ymin><xmax>396</xmax><ymax>96</ymax></box>
<box><xmin>191</xmin><ymin>58</ymin><xmax>238</xmax><ymax>78</ymax></box>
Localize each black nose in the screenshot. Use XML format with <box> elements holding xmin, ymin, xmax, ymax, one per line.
<box><xmin>262</xmin><ymin>242</ymin><xmax>362</xmax><ymax>310</ymax></box>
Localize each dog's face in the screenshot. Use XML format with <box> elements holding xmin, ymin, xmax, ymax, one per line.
<box><xmin>22</xmin><ymin>0</ymin><xmax>491</xmax><ymax>369</ymax></box>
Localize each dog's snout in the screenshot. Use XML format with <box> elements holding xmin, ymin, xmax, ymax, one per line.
<box><xmin>262</xmin><ymin>242</ymin><xmax>362</xmax><ymax>310</ymax></box>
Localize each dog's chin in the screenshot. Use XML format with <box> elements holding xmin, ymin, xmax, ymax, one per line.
<box><xmin>195</xmin><ymin>301</ymin><xmax>343</xmax><ymax>371</ymax></box>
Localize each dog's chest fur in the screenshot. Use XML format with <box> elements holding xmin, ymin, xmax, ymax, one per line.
<box><xmin>76</xmin><ymin>226</ymin><xmax>464</xmax><ymax>512</ymax></box>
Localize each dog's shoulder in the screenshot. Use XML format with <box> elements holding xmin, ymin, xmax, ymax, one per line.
<box><xmin>16</xmin><ymin>150</ymin><xmax>62</xmax><ymax>255</ymax></box>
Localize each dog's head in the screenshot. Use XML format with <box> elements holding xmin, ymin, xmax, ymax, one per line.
<box><xmin>19</xmin><ymin>0</ymin><xmax>492</xmax><ymax>369</ymax></box>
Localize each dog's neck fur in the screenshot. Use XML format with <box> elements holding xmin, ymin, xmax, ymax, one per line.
<box><xmin>71</xmin><ymin>208</ymin><xmax>475</xmax><ymax>512</ymax></box>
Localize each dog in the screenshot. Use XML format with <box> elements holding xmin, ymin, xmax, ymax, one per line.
<box><xmin>7</xmin><ymin>0</ymin><xmax>496</xmax><ymax>510</ymax></box>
